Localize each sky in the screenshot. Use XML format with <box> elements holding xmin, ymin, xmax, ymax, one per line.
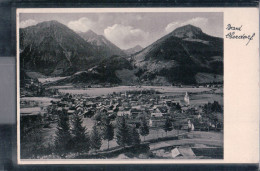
<box><xmin>19</xmin><ymin>13</ymin><xmax>223</xmax><ymax>50</ymax></box>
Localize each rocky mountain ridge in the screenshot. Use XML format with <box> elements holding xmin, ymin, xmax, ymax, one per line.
<box><xmin>20</xmin><ymin>21</ymin><xmax>223</xmax><ymax>85</ymax></box>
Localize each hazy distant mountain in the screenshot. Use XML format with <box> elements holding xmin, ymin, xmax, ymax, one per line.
<box><xmin>78</xmin><ymin>30</ymin><xmax>126</xmax><ymax>58</ymax></box>
<box><xmin>132</xmin><ymin>24</ymin><xmax>223</xmax><ymax>84</ymax></box>
<box><xmin>20</xmin><ymin>20</ymin><xmax>102</xmax><ymax>76</ymax></box>
<box><xmin>124</xmin><ymin>45</ymin><xmax>143</xmax><ymax>55</ymax></box>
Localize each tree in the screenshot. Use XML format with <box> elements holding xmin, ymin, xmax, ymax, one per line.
<box><xmin>90</xmin><ymin>124</ymin><xmax>102</xmax><ymax>152</ymax></box>
<box><xmin>175</xmin><ymin>103</ymin><xmax>182</xmax><ymax>111</ymax></box>
<box><xmin>116</xmin><ymin>115</ymin><xmax>130</xmax><ymax>148</ymax></box>
<box><xmin>71</xmin><ymin>114</ymin><xmax>90</xmax><ymax>153</ymax></box>
<box><xmin>163</xmin><ymin>117</ymin><xmax>173</xmax><ymax>136</ymax></box>
<box><xmin>130</xmin><ymin>127</ymin><xmax>141</xmax><ymax>146</ymax></box>
<box><xmin>202</xmin><ymin>101</ymin><xmax>223</xmax><ymax>131</ymax></box>
<box><xmin>55</xmin><ymin>110</ymin><xmax>73</xmax><ymax>156</ymax></box>
<box><xmin>103</xmin><ymin>118</ymin><xmax>114</xmax><ymax>150</ymax></box>
<box><xmin>93</xmin><ymin>111</ymin><xmax>102</xmax><ymax>121</ymax></box>
<box><xmin>212</xmin><ymin>101</ymin><xmax>223</xmax><ymax>113</ymax></box>
<box><xmin>203</xmin><ymin>101</ymin><xmax>223</xmax><ymax>114</ymax></box>
<box><xmin>21</xmin><ymin>128</ymin><xmax>45</xmax><ymax>159</ymax></box>
<box><xmin>139</xmin><ymin>117</ymin><xmax>149</xmax><ymax>141</ymax></box>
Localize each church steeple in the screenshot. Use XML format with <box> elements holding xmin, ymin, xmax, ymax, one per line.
<box><xmin>184</xmin><ymin>92</ymin><xmax>190</xmax><ymax>105</ymax></box>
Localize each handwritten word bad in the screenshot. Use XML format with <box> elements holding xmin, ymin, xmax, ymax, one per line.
<box><xmin>225</xmin><ymin>24</ymin><xmax>255</xmax><ymax>45</ymax></box>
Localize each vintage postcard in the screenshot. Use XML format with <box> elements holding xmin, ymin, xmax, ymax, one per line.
<box><xmin>16</xmin><ymin>8</ymin><xmax>259</xmax><ymax>164</ymax></box>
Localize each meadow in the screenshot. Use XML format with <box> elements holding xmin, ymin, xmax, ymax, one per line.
<box><xmin>56</xmin><ymin>85</ymin><xmax>213</xmax><ymax>96</ymax></box>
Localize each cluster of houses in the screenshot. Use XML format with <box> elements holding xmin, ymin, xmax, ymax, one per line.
<box><xmin>20</xmin><ymin>87</ymin><xmax>223</xmax><ymax>134</ymax></box>
<box><xmin>43</xmin><ymin>90</ymin><xmax>208</xmax><ymax>129</ymax></box>
<box><xmin>21</xmin><ymin>78</ymin><xmax>59</xmax><ymax>97</ymax></box>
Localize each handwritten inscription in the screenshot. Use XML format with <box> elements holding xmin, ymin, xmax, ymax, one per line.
<box><xmin>225</xmin><ymin>24</ymin><xmax>255</xmax><ymax>45</ymax></box>
<box><xmin>226</xmin><ymin>24</ymin><xmax>242</xmax><ymax>31</ymax></box>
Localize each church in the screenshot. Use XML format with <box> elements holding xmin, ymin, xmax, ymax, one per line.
<box><xmin>184</xmin><ymin>92</ymin><xmax>190</xmax><ymax>105</ymax></box>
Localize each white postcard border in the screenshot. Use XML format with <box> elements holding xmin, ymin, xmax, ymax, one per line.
<box><xmin>16</xmin><ymin>7</ymin><xmax>259</xmax><ymax>164</ymax></box>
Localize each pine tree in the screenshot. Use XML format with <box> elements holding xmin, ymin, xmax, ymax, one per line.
<box><xmin>139</xmin><ymin>117</ymin><xmax>149</xmax><ymax>141</ymax></box>
<box><xmin>130</xmin><ymin>127</ymin><xmax>141</xmax><ymax>146</ymax></box>
<box><xmin>163</xmin><ymin>117</ymin><xmax>173</xmax><ymax>136</ymax></box>
<box><xmin>93</xmin><ymin>111</ymin><xmax>102</xmax><ymax>121</ymax></box>
<box><xmin>103</xmin><ymin>118</ymin><xmax>114</xmax><ymax>150</ymax></box>
<box><xmin>26</xmin><ymin>129</ymin><xmax>45</xmax><ymax>158</ymax></box>
<box><xmin>116</xmin><ymin>115</ymin><xmax>130</xmax><ymax>148</ymax></box>
<box><xmin>71</xmin><ymin>114</ymin><xmax>90</xmax><ymax>153</ymax></box>
<box><xmin>55</xmin><ymin>109</ymin><xmax>73</xmax><ymax>155</ymax></box>
<box><xmin>90</xmin><ymin>124</ymin><xmax>102</xmax><ymax>152</ymax></box>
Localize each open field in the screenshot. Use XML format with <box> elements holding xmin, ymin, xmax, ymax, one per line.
<box><xmin>150</xmin><ymin>131</ymin><xmax>223</xmax><ymax>151</ymax></box>
<box><xmin>20</xmin><ymin>97</ymin><xmax>60</xmax><ymax>107</ymax></box>
<box><xmin>38</xmin><ymin>77</ymin><xmax>67</xmax><ymax>84</ymax></box>
<box><xmin>173</xmin><ymin>93</ymin><xmax>223</xmax><ymax>106</ymax></box>
<box><xmin>57</xmin><ymin>86</ymin><xmax>213</xmax><ymax>96</ymax></box>
<box><xmin>54</xmin><ymin>86</ymin><xmax>222</xmax><ymax>107</ymax></box>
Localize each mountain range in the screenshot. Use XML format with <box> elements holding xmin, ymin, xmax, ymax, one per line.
<box><xmin>124</xmin><ymin>45</ymin><xmax>143</xmax><ymax>56</ymax></box>
<box><xmin>20</xmin><ymin>20</ymin><xmax>97</xmax><ymax>76</ymax></box>
<box><xmin>78</xmin><ymin>30</ymin><xmax>126</xmax><ymax>58</ymax></box>
<box><xmin>20</xmin><ymin>21</ymin><xmax>223</xmax><ymax>85</ymax></box>
<box><xmin>132</xmin><ymin>24</ymin><xmax>223</xmax><ymax>84</ymax></box>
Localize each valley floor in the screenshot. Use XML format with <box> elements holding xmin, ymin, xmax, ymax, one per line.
<box><xmin>19</xmin><ymin>85</ymin><xmax>223</xmax><ymax>160</ymax></box>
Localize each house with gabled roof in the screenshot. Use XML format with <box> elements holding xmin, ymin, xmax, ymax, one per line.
<box><xmin>149</xmin><ymin>117</ymin><xmax>166</xmax><ymax>127</ymax></box>
<box><xmin>117</xmin><ymin>110</ymin><xmax>131</xmax><ymax>116</ymax></box>
<box><xmin>130</xmin><ymin>108</ymin><xmax>142</xmax><ymax>119</ymax></box>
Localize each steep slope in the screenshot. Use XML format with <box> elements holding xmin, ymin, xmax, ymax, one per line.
<box><xmin>20</xmin><ymin>22</ymin><xmax>223</xmax><ymax>86</ymax></box>
<box><xmin>132</xmin><ymin>24</ymin><xmax>223</xmax><ymax>84</ymax></box>
<box><xmin>20</xmin><ymin>20</ymin><xmax>99</xmax><ymax>76</ymax></box>
<box><xmin>52</xmin><ymin>55</ymin><xmax>134</xmax><ymax>85</ymax></box>
<box><xmin>78</xmin><ymin>30</ymin><xmax>126</xmax><ymax>58</ymax></box>
<box><xmin>124</xmin><ymin>45</ymin><xmax>143</xmax><ymax>55</ymax></box>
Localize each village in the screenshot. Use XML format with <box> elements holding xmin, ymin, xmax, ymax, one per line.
<box><xmin>19</xmin><ymin>80</ymin><xmax>224</xmax><ymax>159</ymax></box>
<box><xmin>17</xmin><ymin>74</ymin><xmax>225</xmax><ymax>159</ymax></box>
<box><xmin>21</xmin><ymin>86</ymin><xmax>223</xmax><ymax>132</ymax></box>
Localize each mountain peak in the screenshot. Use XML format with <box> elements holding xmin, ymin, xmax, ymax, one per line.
<box><xmin>133</xmin><ymin>45</ymin><xmax>143</xmax><ymax>49</ymax></box>
<box><xmin>78</xmin><ymin>29</ymin><xmax>126</xmax><ymax>57</ymax></box>
<box><xmin>28</xmin><ymin>20</ymin><xmax>71</xmax><ymax>31</ymax></box>
<box><xmin>45</xmin><ymin>20</ymin><xmax>60</xmax><ymax>24</ymax></box>
<box><xmin>124</xmin><ymin>45</ymin><xmax>143</xmax><ymax>55</ymax></box>
<box><xmin>19</xmin><ymin>20</ymin><xmax>96</xmax><ymax>76</ymax></box>
<box><xmin>171</xmin><ymin>24</ymin><xmax>203</xmax><ymax>38</ymax></box>
<box><xmin>85</xmin><ymin>29</ymin><xmax>98</xmax><ymax>36</ymax></box>
<box><xmin>180</xmin><ymin>24</ymin><xmax>202</xmax><ymax>30</ymax></box>
<box><xmin>37</xmin><ymin>20</ymin><xmax>63</xmax><ymax>27</ymax></box>
<box><xmin>79</xmin><ymin>30</ymin><xmax>99</xmax><ymax>40</ymax></box>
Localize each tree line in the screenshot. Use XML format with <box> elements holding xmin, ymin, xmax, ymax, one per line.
<box><xmin>54</xmin><ymin>110</ymin><xmax>175</xmax><ymax>157</ymax></box>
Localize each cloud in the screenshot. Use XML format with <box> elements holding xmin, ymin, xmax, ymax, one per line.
<box><xmin>67</xmin><ymin>17</ymin><xmax>95</xmax><ymax>32</ymax></box>
<box><xmin>104</xmin><ymin>24</ymin><xmax>149</xmax><ymax>49</ymax></box>
<box><xmin>20</xmin><ymin>19</ymin><xmax>37</xmax><ymax>28</ymax></box>
<box><xmin>165</xmin><ymin>17</ymin><xmax>208</xmax><ymax>33</ymax></box>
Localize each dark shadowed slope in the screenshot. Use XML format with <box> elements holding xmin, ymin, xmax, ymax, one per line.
<box><xmin>20</xmin><ymin>23</ymin><xmax>223</xmax><ymax>86</ymax></box>
<box><xmin>132</xmin><ymin>24</ymin><xmax>223</xmax><ymax>84</ymax></box>
<box><xmin>20</xmin><ymin>20</ymin><xmax>100</xmax><ymax>76</ymax></box>
<box><xmin>51</xmin><ymin>55</ymin><xmax>134</xmax><ymax>85</ymax></box>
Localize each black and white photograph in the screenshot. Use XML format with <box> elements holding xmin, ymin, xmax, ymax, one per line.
<box><xmin>18</xmin><ymin>11</ymin><xmax>224</xmax><ymax>161</ymax></box>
